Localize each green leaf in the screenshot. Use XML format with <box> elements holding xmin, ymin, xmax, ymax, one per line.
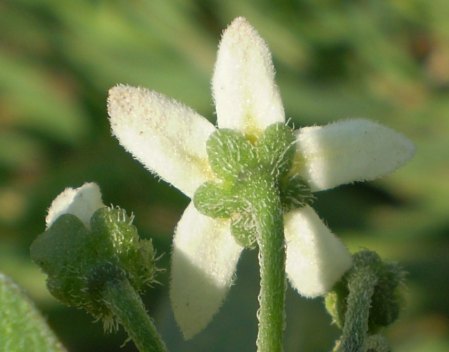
<box><xmin>0</xmin><ymin>273</ymin><xmax>65</xmax><ymax>352</ymax></box>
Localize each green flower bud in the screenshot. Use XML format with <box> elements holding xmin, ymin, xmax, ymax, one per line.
<box><xmin>368</xmin><ymin>261</ymin><xmax>404</xmax><ymax>331</ymax></box>
<box><xmin>364</xmin><ymin>334</ymin><xmax>391</xmax><ymax>352</ymax></box>
<box><xmin>30</xmin><ymin>183</ymin><xmax>157</xmax><ymax>329</ymax></box>
<box><xmin>325</xmin><ymin>250</ymin><xmax>405</xmax><ymax>333</ymax></box>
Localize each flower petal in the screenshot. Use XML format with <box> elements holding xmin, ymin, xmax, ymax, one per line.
<box><xmin>294</xmin><ymin>119</ymin><xmax>415</xmax><ymax>191</ymax></box>
<box><xmin>212</xmin><ymin>17</ymin><xmax>285</xmax><ymax>135</ymax></box>
<box><xmin>170</xmin><ymin>203</ymin><xmax>243</xmax><ymax>339</ymax></box>
<box><xmin>108</xmin><ymin>85</ymin><xmax>215</xmax><ymax>197</ymax></box>
<box><xmin>284</xmin><ymin>206</ymin><xmax>352</xmax><ymax>297</ymax></box>
<box><xmin>46</xmin><ymin>182</ymin><xmax>104</xmax><ymax>229</ymax></box>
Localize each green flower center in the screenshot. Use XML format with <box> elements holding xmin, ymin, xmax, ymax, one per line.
<box><xmin>193</xmin><ymin>123</ymin><xmax>314</xmax><ymax>248</ymax></box>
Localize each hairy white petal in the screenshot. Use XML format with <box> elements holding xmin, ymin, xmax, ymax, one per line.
<box><xmin>212</xmin><ymin>17</ymin><xmax>285</xmax><ymax>135</ymax></box>
<box><xmin>170</xmin><ymin>203</ymin><xmax>243</xmax><ymax>339</ymax></box>
<box><xmin>284</xmin><ymin>206</ymin><xmax>352</xmax><ymax>297</ymax></box>
<box><xmin>46</xmin><ymin>182</ymin><xmax>104</xmax><ymax>229</ymax></box>
<box><xmin>108</xmin><ymin>85</ymin><xmax>215</xmax><ymax>197</ymax></box>
<box><xmin>295</xmin><ymin>119</ymin><xmax>415</xmax><ymax>191</ymax></box>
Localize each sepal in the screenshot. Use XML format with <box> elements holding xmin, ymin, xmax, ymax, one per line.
<box><xmin>230</xmin><ymin>213</ymin><xmax>257</xmax><ymax>249</ymax></box>
<box><xmin>279</xmin><ymin>175</ymin><xmax>314</xmax><ymax>212</ymax></box>
<box><xmin>256</xmin><ymin>123</ymin><xmax>296</xmax><ymax>178</ymax></box>
<box><xmin>193</xmin><ymin>182</ymin><xmax>242</xmax><ymax>218</ymax></box>
<box><xmin>206</xmin><ymin>129</ymin><xmax>257</xmax><ymax>181</ymax></box>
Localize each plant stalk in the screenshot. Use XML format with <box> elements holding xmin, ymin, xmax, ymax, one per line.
<box><xmin>250</xmin><ymin>175</ymin><xmax>286</xmax><ymax>352</ymax></box>
<box><xmin>103</xmin><ymin>278</ymin><xmax>167</xmax><ymax>352</ymax></box>
<box><xmin>338</xmin><ymin>267</ymin><xmax>378</xmax><ymax>352</ymax></box>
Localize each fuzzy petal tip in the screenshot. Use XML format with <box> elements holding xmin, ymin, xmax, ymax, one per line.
<box><xmin>295</xmin><ymin>119</ymin><xmax>415</xmax><ymax>191</ymax></box>
<box><xmin>212</xmin><ymin>17</ymin><xmax>285</xmax><ymax>135</ymax></box>
<box><xmin>45</xmin><ymin>182</ymin><xmax>104</xmax><ymax>229</ymax></box>
<box><xmin>108</xmin><ymin>85</ymin><xmax>215</xmax><ymax>197</ymax></box>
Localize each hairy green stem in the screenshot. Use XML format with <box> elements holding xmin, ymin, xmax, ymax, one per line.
<box><xmin>103</xmin><ymin>278</ymin><xmax>166</xmax><ymax>352</ymax></box>
<box><xmin>250</xmin><ymin>176</ymin><xmax>286</xmax><ymax>352</ymax></box>
<box><xmin>338</xmin><ymin>266</ymin><xmax>378</xmax><ymax>352</ymax></box>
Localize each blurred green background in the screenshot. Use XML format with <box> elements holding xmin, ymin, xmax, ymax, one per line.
<box><xmin>1</xmin><ymin>0</ymin><xmax>448</xmax><ymax>351</ymax></box>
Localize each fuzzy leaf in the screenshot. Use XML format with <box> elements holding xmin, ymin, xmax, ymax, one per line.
<box><xmin>0</xmin><ymin>273</ymin><xmax>65</xmax><ymax>352</ymax></box>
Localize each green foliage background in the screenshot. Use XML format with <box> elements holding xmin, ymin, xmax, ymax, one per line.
<box><xmin>1</xmin><ymin>0</ymin><xmax>448</xmax><ymax>351</ymax></box>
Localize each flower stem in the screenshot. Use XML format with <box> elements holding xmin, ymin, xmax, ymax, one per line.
<box><xmin>337</xmin><ymin>265</ymin><xmax>378</xmax><ymax>352</ymax></box>
<box><xmin>250</xmin><ymin>175</ymin><xmax>286</xmax><ymax>352</ymax></box>
<box><xmin>103</xmin><ymin>277</ymin><xmax>167</xmax><ymax>352</ymax></box>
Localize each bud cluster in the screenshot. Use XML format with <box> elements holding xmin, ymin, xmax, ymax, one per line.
<box><xmin>31</xmin><ymin>205</ymin><xmax>156</xmax><ymax>328</ymax></box>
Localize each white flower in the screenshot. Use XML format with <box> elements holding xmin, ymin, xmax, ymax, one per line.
<box><xmin>46</xmin><ymin>182</ymin><xmax>104</xmax><ymax>229</ymax></box>
<box><xmin>107</xmin><ymin>17</ymin><xmax>414</xmax><ymax>339</ymax></box>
